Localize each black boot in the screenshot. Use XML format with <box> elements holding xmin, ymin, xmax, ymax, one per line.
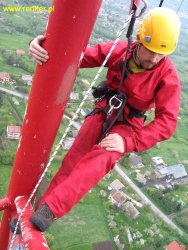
<box><xmin>9</xmin><ymin>217</ymin><xmax>21</xmax><ymax>235</ymax></box>
<box><xmin>30</xmin><ymin>202</ymin><xmax>55</xmax><ymax>232</ymax></box>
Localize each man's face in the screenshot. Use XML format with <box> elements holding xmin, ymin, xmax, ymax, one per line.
<box><xmin>138</xmin><ymin>45</ymin><xmax>166</xmax><ymax>70</ymax></box>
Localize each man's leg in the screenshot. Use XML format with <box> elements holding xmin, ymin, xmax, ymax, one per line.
<box><xmin>42</xmin><ymin>123</ymin><xmax>133</xmax><ymax>218</ymax></box>
<box><xmin>44</xmin><ymin>144</ymin><xmax>124</xmax><ymax>218</ymax></box>
<box><xmin>31</xmin><ymin>123</ymin><xmax>133</xmax><ymax>231</ymax></box>
<box><xmin>37</xmin><ymin>113</ymin><xmax>104</xmax><ymax>206</ymax></box>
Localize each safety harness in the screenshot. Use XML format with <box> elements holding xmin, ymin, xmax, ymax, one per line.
<box><xmin>88</xmin><ymin>0</ymin><xmax>147</xmax><ymax>141</ymax></box>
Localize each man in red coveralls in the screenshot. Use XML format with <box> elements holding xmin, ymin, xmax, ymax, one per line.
<box><xmin>11</xmin><ymin>7</ymin><xmax>181</xmax><ymax>232</ymax></box>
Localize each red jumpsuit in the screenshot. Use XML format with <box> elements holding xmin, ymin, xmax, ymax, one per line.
<box><xmin>39</xmin><ymin>41</ymin><xmax>181</xmax><ymax>218</ymax></box>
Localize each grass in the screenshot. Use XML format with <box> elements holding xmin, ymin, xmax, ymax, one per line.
<box><xmin>175</xmin><ymin>214</ymin><xmax>188</xmax><ymax>234</ymax></box>
<box><xmin>0</xmin><ymin>165</ymin><xmax>12</xmax><ymax>198</ymax></box>
<box><xmin>0</xmin><ymin>32</ymin><xmax>32</xmax><ymax>51</ymax></box>
<box><xmin>46</xmin><ymin>189</ymin><xmax>113</xmax><ymax>249</ymax></box>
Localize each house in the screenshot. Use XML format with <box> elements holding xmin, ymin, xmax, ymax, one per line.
<box><xmin>62</xmin><ymin>137</ymin><xmax>75</xmax><ymax>150</ymax></box>
<box><xmin>136</xmin><ymin>173</ymin><xmax>147</xmax><ymax>185</ymax></box>
<box><xmin>22</xmin><ymin>74</ymin><xmax>33</xmax><ymax>85</ymax></box>
<box><xmin>0</xmin><ymin>72</ymin><xmax>10</xmax><ymax>83</ymax></box>
<box><xmin>166</xmin><ymin>240</ymin><xmax>186</xmax><ymax>250</ymax></box>
<box><xmin>173</xmin><ymin>176</ymin><xmax>188</xmax><ymax>186</ymax></box>
<box><xmin>110</xmin><ymin>179</ymin><xmax>125</xmax><ymax>190</ymax></box>
<box><xmin>80</xmin><ymin>78</ymin><xmax>90</xmax><ymax>86</ymax></box>
<box><xmin>126</xmin><ymin>228</ymin><xmax>133</xmax><ymax>243</ymax></box>
<box><xmin>121</xmin><ymin>201</ymin><xmax>140</xmax><ymax>219</ymax></box>
<box><xmin>72</xmin><ymin>130</ymin><xmax>79</xmax><ymax>138</ymax></box>
<box><xmin>151</xmin><ymin>156</ymin><xmax>166</xmax><ymax>168</ymax></box>
<box><xmin>168</xmin><ymin>164</ymin><xmax>187</xmax><ymax>179</ymax></box>
<box><xmin>70</xmin><ymin>92</ymin><xmax>79</xmax><ymax>100</ymax></box>
<box><xmin>129</xmin><ymin>153</ymin><xmax>144</xmax><ymax>168</ymax></box>
<box><xmin>109</xmin><ymin>189</ymin><xmax>126</xmax><ymax>207</ymax></box>
<box><xmin>16</xmin><ymin>50</ymin><xmax>25</xmax><ymax>55</ymax></box>
<box><xmin>7</xmin><ymin>125</ymin><xmax>21</xmax><ymax>140</ymax></box>
<box><xmin>80</xmin><ymin>108</ymin><xmax>91</xmax><ymax>117</ymax></box>
<box><xmin>157</xmin><ymin>164</ymin><xmax>187</xmax><ymax>180</ymax></box>
<box><xmin>82</xmin><ymin>90</ymin><xmax>93</xmax><ymax>100</ymax></box>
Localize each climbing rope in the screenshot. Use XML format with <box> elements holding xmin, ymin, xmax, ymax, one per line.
<box><xmin>176</xmin><ymin>0</ymin><xmax>184</xmax><ymax>13</ymax></box>
<box><xmin>9</xmin><ymin>11</ymin><xmax>135</xmax><ymax>250</ymax></box>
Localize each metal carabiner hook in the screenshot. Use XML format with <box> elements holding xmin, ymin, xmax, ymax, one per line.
<box><xmin>107</xmin><ymin>95</ymin><xmax>123</xmax><ymax>116</ymax></box>
<box><xmin>109</xmin><ymin>95</ymin><xmax>123</xmax><ymax>110</ymax></box>
<box><xmin>136</xmin><ymin>0</ymin><xmax>148</xmax><ymax>18</ymax></box>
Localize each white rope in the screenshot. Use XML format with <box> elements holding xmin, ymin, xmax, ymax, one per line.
<box><xmin>9</xmin><ymin>14</ymin><xmax>132</xmax><ymax>249</ymax></box>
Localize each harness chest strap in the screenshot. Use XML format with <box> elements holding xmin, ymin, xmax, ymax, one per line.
<box><xmin>87</xmin><ymin>91</ymin><xmax>146</xmax><ymax>140</ymax></box>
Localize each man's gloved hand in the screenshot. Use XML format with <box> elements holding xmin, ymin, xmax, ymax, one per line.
<box><xmin>29</xmin><ymin>35</ymin><xmax>49</xmax><ymax>65</ymax></box>
<box><xmin>99</xmin><ymin>133</ymin><xmax>124</xmax><ymax>153</ymax></box>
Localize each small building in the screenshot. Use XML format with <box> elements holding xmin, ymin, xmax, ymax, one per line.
<box><xmin>151</xmin><ymin>156</ymin><xmax>166</xmax><ymax>168</ymax></box>
<box><xmin>136</xmin><ymin>173</ymin><xmax>147</xmax><ymax>185</ymax></box>
<box><xmin>0</xmin><ymin>72</ymin><xmax>10</xmax><ymax>83</ymax></box>
<box><xmin>126</xmin><ymin>228</ymin><xmax>133</xmax><ymax>243</ymax></box>
<box><xmin>157</xmin><ymin>164</ymin><xmax>187</xmax><ymax>180</ymax></box>
<box><xmin>16</xmin><ymin>50</ymin><xmax>25</xmax><ymax>55</ymax></box>
<box><xmin>72</xmin><ymin>130</ymin><xmax>79</xmax><ymax>138</ymax></box>
<box><xmin>110</xmin><ymin>179</ymin><xmax>125</xmax><ymax>190</ymax></box>
<box><xmin>166</xmin><ymin>240</ymin><xmax>186</xmax><ymax>250</ymax></box>
<box><xmin>173</xmin><ymin>176</ymin><xmax>188</xmax><ymax>186</ymax></box>
<box><xmin>70</xmin><ymin>92</ymin><xmax>79</xmax><ymax>100</ymax></box>
<box><xmin>22</xmin><ymin>74</ymin><xmax>33</xmax><ymax>85</ymax></box>
<box><xmin>109</xmin><ymin>189</ymin><xmax>126</xmax><ymax>208</ymax></box>
<box><xmin>62</xmin><ymin>137</ymin><xmax>74</xmax><ymax>150</ymax></box>
<box><xmin>168</xmin><ymin>164</ymin><xmax>187</xmax><ymax>179</ymax></box>
<box><xmin>80</xmin><ymin>108</ymin><xmax>91</xmax><ymax>117</ymax></box>
<box><xmin>129</xmin><ymin>153</ymin><xmax>144</xmax><ymax>168</ymax></box>
<box><xmin>69</xmin><ymin>112</ymin><xmax>78</xmax><ymax>120</ymax></box>
<box><xmin>82</xmin><ymin>90</ymin><xmax>93</xmax><ymax>100</ymax></box>
<box><xmin>121</xmin><ymin>201</ymin><xmax>140</xmax><ymax>219</ymax></box>
<box><xmin>7</xmin><ymin>125</ymin><xmax>21</xmax><ymax>140</ymax></box>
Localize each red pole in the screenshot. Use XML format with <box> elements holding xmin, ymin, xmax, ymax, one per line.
<box><xmin>0</xmin><ymin>0</ymin><xmax>102</xmax><ymax>249</ymax></box>
<box><xmin>12</xmin><ymin>196</ymin><xmax>49</xmax><ymax>250</ymax></box>
<box><xmin>0</xmin><ymin>197</ymin><xmax>11</xmax><ymax>211</ymax></box>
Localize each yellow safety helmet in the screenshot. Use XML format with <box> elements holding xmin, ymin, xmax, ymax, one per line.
<box><xmin>138</xmin><ymin>7</ymin><xmax>181</xmax><ymax>55</ymax></box>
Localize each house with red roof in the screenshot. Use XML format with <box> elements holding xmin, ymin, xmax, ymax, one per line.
<box><xmin>16</xmin><ymin>50</ymin><xmax>25</xmax><ymax>56</ymax></box>
<box><xmin>0</xmin><ymin>72</ymin><xmax>10</xmax><ymax>84</ymax></box>
<box><xmin>7</xmin><ymin>125</ymin><xmax>21</xmax><ymax>140</ymax></box>
<box><xmin>166</xmin><ymin>240</ymin><xmax>186</xmax><ymax>250</ymax></box>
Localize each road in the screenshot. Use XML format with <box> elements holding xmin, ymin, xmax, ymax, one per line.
<box><xmin>0</xmin><ymin>87</ymin><xmax>28</xmax><ymax>100</ymax></box>
<box><xmin>114</xmin><ymin>164</ymin><xmax>185</xmax><ymax>236</ymax></box>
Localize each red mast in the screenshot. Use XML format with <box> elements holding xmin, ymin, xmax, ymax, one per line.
<box><xmin>0</xmin><ymin>0</ymin><xmax>102</xmax><ymax>249</ymax></box>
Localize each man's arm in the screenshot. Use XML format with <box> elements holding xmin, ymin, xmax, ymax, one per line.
<box><xmin>124</xmin><ymin>69</ymin><xmax>181</xmax><ymax>153</ymax></box>
<box><xmin>29</xmin><ymin>35</ymin><xmax>49</xmax><ymax>65</ymax></box>
<box><xmin>29</xmin><ymin>36</ymin><xmax>114</xmax><ymax>68</ymax></box>
<box><xmin>80</xmin><ymin>42</ymin><xmax>114</xmax><ymax>68</ymax></box>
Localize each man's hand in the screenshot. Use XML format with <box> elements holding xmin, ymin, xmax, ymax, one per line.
<box><xmin>99</xmin><ymin>133</ymin><xmax>124</xmax><ymax>153</ymax></box>
<box><xmin>29</xmin><ymin>35</ymin><xmax>49</xmax><ymax>65</ymax></box>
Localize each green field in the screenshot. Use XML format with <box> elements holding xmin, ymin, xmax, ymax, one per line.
<box><xmin>46</xmin><ymin>189</ymin><xmax>113</xmax><ymax>249</ymax></box>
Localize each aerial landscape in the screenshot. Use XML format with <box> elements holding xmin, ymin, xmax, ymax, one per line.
<box><xmin>0</xmin><ymin>0</ymin><xmax>188</xmax><ymax>249</ymax></box>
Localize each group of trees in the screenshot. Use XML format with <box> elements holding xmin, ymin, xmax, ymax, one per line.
<box><xmin>145</xmin><ymin>187</ymin><xmax>184</xmax><ymax>214</ymax></box>
<box><xmin>0</xmin><ymin>49</ymin><xmax>34</xmax><ymax>73</ymax></box>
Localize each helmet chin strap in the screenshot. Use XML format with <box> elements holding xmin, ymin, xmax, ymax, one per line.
<box><xmin>133</xmin><ymin>42</ymin><xmax>142</xmax><ymax>68</ymax></box>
